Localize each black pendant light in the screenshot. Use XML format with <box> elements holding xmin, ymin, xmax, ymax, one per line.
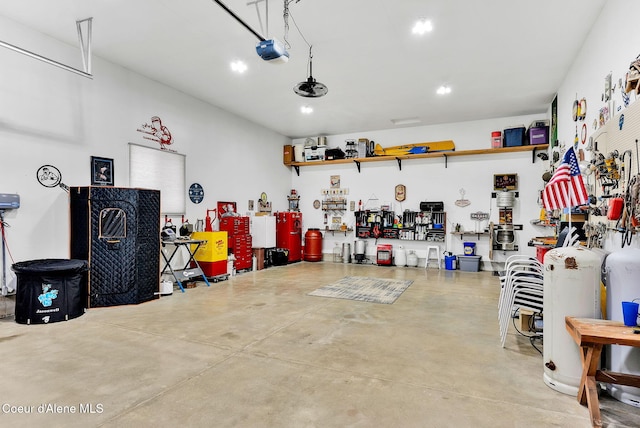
<box><xmin>294</xmin><ymin>46</ymin><xmax>328</xmax><ymax>98</ymax></box>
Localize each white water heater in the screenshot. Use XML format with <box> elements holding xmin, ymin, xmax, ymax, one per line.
<box><xmin>543</xmin><ymin>247</ymin><xmax>601</xmax><ymax>395</ymax></box>
<box><xmin>605</xmin><ymin>248</ymin><xmax>640</xmax><ymax>407</ymax></box>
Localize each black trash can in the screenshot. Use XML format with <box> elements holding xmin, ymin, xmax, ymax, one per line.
<box><xmin>12</xmin><ymin>259</ymin><xmax>88</xmax><ymax>324</ymax></box>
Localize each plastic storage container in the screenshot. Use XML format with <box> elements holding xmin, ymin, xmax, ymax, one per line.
<box><xmin>491</xmin><ymin>131</ymin><xmax>502</xmax><ymax>148</ymax></box>
<box><xmin>457</xmin><ymin>255</ymin><xmax>481</xmax><ymax>272</ymax></box>
<box><xmin>503</xmin><ymin>126</ymin><xmax>526</xmax><ymax>147</ymax></box>
<box><xmin>527</xmin><ymin>125</ymin><xmax>549</xmax><ymax>145</ymax></box>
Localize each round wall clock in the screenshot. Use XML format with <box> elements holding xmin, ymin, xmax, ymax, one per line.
<box><xmin>395</xmin><ymin>184</ymin><xmax>406</xmax><ymax>202</ymax></box>
<box><xmin>188</xmin><ymin>183</ymin><xmax>204</xmax><ymax>204</ymax></box>
<box><xmin>313</xmin><ymin>199</ymin><xmax>321</xmax><ymax>209</ymax></box>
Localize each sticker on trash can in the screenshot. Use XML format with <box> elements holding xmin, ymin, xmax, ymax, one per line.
<box><xmin>38</xmin><ymin>284</ymin><xmax>59</xmax><ymax>308</ymax></box>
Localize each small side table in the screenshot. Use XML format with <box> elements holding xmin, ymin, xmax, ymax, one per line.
<box><xmin>161</xmin><ymin>239</ymin><xmax>211</xmax><ymax>292</ymax></box>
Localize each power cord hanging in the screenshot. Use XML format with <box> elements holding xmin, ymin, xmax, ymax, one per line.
<box><xmin>510</xmin><ymin>307</ymin><xmax>543</xmax><ymax>355</ymax></box>
<box><xmin>283</xmin><ymin>0</ymin><xmax>310</xmax><ymax>50</ymax></box>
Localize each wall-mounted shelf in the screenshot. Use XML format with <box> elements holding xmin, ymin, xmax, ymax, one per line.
<box><xmin>288</xmin><ymin>144</ymin><xmax>548</xmax><ymax>175</ymax></box>
<box><xmin>324</xmin><ymin>228</ymin><xmax>353</xmax><ymax>236</ymax></box>
<box><xmin>452</xmin><ymin>231</ymin><xmax>491</xmax><ymax>239</ymax></box>
<box><xmin>322</xmin><ymin>201</ymin><xmax>347</xmax><ymax>211</ymax></box>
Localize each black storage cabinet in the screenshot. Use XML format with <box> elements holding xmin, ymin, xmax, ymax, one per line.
<box><xmin>69</xmin><ymin>187</ymin><xmax>160</xmax><ymax>308</ymax></box>
<box><xmin>12</xmin><ymin>259</ymin><xmax>88</xmax><ymax>324</ymax></box>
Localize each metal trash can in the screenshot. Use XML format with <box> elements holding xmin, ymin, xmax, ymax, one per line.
<box><xmin>12</xmin><ymin>259</ymin><xmax>88</xmax><ymax>324</ymax></box>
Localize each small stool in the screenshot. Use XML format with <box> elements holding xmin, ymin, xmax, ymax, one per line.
<box><xmin>425</xmin><ymin>246</ymin><xmax>441</xmax><ymax>269</ymax></box>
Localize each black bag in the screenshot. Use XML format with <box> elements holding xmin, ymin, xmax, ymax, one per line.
<box><xmin>420</xmin><ymin>201</ymin><xmax>444</xmax><ymax>212</ymax></box>
<box><xmin>325</xmin><ymin>148</ymin><xmax>345</xmax><ymax>160</ymax></box>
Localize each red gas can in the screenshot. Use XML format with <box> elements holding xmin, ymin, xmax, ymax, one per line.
<box><xmin>608</xmin><ymin>197</ymin><xmax>624</xmax><ymax>220</ymax></box>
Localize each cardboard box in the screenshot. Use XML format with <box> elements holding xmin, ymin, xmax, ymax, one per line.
<box><xmin>283</xmin><ymin>145</ymin><xmax>293</xmax><ymax>165</ymax></box>
<box><xmin>519</xmin><ymin>309</ymin><xmax>534</xmax><ymax>332</ymax></box>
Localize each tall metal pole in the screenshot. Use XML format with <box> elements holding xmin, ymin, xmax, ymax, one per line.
<box><xmin>1</xmin><ymin>210</ymin><xmax>6</xmax><ymax>296</ymax></box>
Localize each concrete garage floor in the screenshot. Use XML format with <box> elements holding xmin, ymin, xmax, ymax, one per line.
<box><xmin>1</xmin><ymin>261</ymin><xmax>639</xmax><ymax>428</ymax></box>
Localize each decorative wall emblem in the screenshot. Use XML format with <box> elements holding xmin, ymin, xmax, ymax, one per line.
<box><xmin>36</xmin><ymin>165</ymin><xmax>69</xmax><ymax>192</ymax></box>
<box><xmin>137</xmin><ymin>116</ymin><xmax>174</xmax><ymax>150</ymax></box>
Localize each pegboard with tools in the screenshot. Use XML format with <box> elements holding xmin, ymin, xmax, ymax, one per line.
<box><xmin>582</xmin><ymin>93</ymin><xmax>640</xmax><ymax>247</ymax></box>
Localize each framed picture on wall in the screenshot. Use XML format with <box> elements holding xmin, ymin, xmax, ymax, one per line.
<box><xmin>91</xmin><ymin>156</ymin><xmax>114</xmax><ymax>186</ymax></box>
<box><xmin>494</xmin><ymin>173</ymin><xmax>518</xmax><ymax>191</ymax></box>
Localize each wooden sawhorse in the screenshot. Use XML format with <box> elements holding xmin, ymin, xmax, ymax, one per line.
<box><xmin>565</xmin><ymin>316</ymin><xmax>640</xmax><ymax>427</ymax></box>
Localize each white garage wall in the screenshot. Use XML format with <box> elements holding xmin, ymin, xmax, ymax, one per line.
<box><xmin>556</xmin><ymin>0</ymin><xmax>640</xmax><ymax>252</ymax></box>
<box><xmin>291</xmin><ymin>115</ymin><xmax>550</xmax><ymax>267</ymax></box>
<box><xmin>2</xmin><ymin>1</ymin><xmax>634</xmax><ymax>267</ymax></box>
<box><xmin>0</xmin><ymin>15</ymin><xmax>290</xmax><ymax>262</ymax></box>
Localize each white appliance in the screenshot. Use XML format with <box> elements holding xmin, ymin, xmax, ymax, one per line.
<box><xmin>543</xmin><ymin>247</ymin><xmax>601</xmax><ymax>396</ymax></box>
<box><xmin>251</xmin><ymin>216</ymin><xmax>276</xmax><ymax>248</ymax></box>
<box><xmin>606</xmin><ymin>248</ymin><xmax>640</xmax><ymax>407</ymax></box>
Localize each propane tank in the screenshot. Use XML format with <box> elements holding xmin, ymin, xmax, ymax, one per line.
<box><xmin>543</xmin><ymin>247</ymin><xmax>601</xmax><ymax>396</ymax></box>
<box><xmin>406</xmin><ymin>251</ymin><xmax>418</xmax><ymax>267</ymax></box>
<box><xmin>605</xmin><ymin>248</ymin><xmax>640</xmax><ymax>407</ymax></box>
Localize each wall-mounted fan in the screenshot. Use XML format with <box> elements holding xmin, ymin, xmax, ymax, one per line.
<box><xmin>294</xmin><ymin>46</ymin><xmax>327</xmax><ymax>98</ymax></box>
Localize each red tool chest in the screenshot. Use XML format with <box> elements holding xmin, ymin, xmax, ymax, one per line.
<box><xmin>220</xmin><ymin>217</ymin><xmax>252</xmax><ymax>271</ymax></box>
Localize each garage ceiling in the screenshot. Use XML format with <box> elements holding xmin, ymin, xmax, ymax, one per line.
<box><xmin>0</xmin><ymin>0</ymin><xmax>606</xmax><ymax>139</ymax></box>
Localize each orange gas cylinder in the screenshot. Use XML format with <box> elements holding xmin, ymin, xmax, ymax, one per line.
<box><xmin>303</xmin><ymin>229</ymin><xmax>323</xmax><ymax>262</ymax></box>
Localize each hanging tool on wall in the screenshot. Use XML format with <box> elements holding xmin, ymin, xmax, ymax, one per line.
<box><xmin>618</xmin><ymin>149</ymin><xmax>638</xmax><ymax>247</ymax></box>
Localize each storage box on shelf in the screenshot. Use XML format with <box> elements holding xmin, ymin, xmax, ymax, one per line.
<box><xmin>526</xmin><ymin>120</ymin><xmax>550</xmax><ymax>146</ymax></box>
<box><xmin>503</xmin><ymin>126</ymin><xmax>526</xmax><ymax>147</ymax></box>
<box><xmin>527</xmin><ymin>125</ymin><xmax>549</xmax><ymax>145</ymax></box>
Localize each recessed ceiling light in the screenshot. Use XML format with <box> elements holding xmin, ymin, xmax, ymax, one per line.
<box><xmin>391</xmin><ymin>117</ymin><xmax>421</xmax><ymax>126</ymax></box>
<box><xmin>230</xmin><ymin>60</ymin><xmax>247</xmax><ymax>73</ymax></box>
<box><xmin>412</xmin><ymin>19</ymin><xmax>433</xmax><ymax>35</ymax></box>
<box><xmin>436</xmin><ymin>85</ymin><xmax>451</xmax><ymax>95</ymax></box>
<box><xmin>301</xmin><ymin>105</ymin><xmax>313</xmax><ymax>114</ymax></box>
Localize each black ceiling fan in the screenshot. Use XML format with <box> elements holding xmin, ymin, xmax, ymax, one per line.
<box><xmin>294</xmin><ymin>46</ymin><xmax>328</xmax><ymax>98</ymax></box>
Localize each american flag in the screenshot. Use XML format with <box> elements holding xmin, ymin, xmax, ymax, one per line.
<box><xmin>542</xmin><ymin>147</ymin><xmax>588</xmax><ymax>210</ymax></box>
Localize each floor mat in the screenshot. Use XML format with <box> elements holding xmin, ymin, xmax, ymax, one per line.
<box><xmin>308</xmin><ymin>276</ymin><xmax>413</xmax><ymax>304</ymax></box>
